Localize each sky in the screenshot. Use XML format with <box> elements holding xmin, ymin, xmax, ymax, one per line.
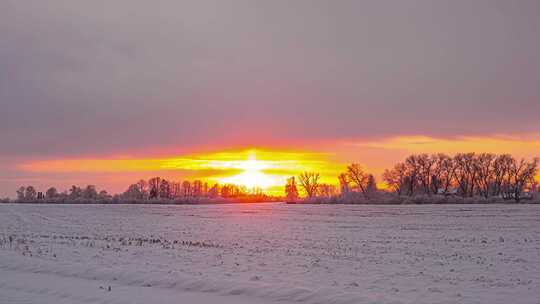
<box><xmin>1</xmin><ymin>0</ymin><xmax>539</xmax><ymax>197</ymax></box>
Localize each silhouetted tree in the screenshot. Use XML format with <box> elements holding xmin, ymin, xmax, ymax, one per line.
<box><xmin>148</xmin><ymin>177</ymin><xmax>161</xmax><ymax>199</ymax></box>
<box><xmin>159</xmin><ymin>179</ymin><xmax>171</xmax><ymax>199</ymax></box>
<box><xmin>346</xmin><ymin>164</ymin><xmax>369</xmax><ymax>197</ymax></box>
<box><xmin>298</xmin><ymin>172</ymin><xmax>320</xmax><ymax>198</ymax></box>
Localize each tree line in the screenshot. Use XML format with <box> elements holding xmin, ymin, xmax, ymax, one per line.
<box><xmin>15</xmin><ymin>185</ymin><xmax>111</xmax><ymax>201</ymax></box>
<box><xmin>286</xmin><ymin>153</ymin><xmax>539</xmax><ymax>203</ymax></box>
<box><xmin>7</xmin><ymin>152</ymin><xmax>539</xmax><ymax>204</ymax></box>
<box><xmin>9</xmin><ymin>177</ymin><xmax>273</xmax><ymax>204</ymax></box>
<box><xmin>121</xmin><ymin>177</ymin><xmax>267</xmax><ymax>200</ymax></box>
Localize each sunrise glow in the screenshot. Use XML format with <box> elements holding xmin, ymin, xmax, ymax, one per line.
<box><xmin>17</xmin><ymin>134</ymin><xmax>540</xmax><ymax>195</ymax></box>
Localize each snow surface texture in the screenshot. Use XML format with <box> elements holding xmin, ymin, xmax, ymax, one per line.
<box><xmin>1</xmin><ymin>203</ymin><xmax>539</xmax><ymax>304</ymax></box>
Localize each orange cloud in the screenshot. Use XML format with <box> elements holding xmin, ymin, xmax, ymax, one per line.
<box><xmin>348</xmin><ymin>134</ymin><xmax>540</xmax><ymax>158</ymax></box>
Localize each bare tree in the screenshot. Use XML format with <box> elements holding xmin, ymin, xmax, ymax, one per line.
<box><xmin>136</xmin><ymin>180</ymin><xmax>148</xmax><ymax>199</ymax></box>
<box><xmin>182</xmin><ymin>181</ymin><xmax>192</xmax><ymax>197</ymax></box>
<box><xmin>433</xmin><ymin>153</ymin><xmax>457</xmax><ymax>195</ymax></box>
<box><xmin>454</xmin><ymin>153</ymin><xmax>477</xmax><ymax>197</ymax></box>
<box><xmin>298</xmin><ymin>172</ymin><xmax>320</xmax><ymax>198</ymax></box>
<box><xmin>417</xmin><ymin>154</ymin><xmax>435</xmax><ymax>195</ymax></box>
<box><xmin>193</xmin><ymin>180</ymin><xmax>203</xmax><ymax>197</ymax></box>
<box><xmin>159</xmin><ymin>179</ymin><xmax>171</xmax><ymax>199</ymax></box>
<box><xmin>318</xmin><ymin>183</ymin><xmax>337</xmax><ymax>197</ymax></box>
<box><xmin>510</xmin><ymin>157</ymin><xmax>539</xmax><ymax>202</ymax></box>
<box><xmin>148</xmin><ymin>177</ymin><xmax>161</xmax><ymax>199</ymax></box>
<box><xmin>492</xmin><ymin>154</ymin><xmax>513</xmax><ymax>197</ymax></box>
<box><xmin>346</xmin><ymin>163</ymin><xmax>370</xmax><ymax>196</ymax></box>
<box><xmin>383</xmin><ymin>163</ymin><xmax>408</xmax><ymax>196</ymax></box>
<box><xmin>474</xmin><ymin>153</ymin><xmax>496</xmax><ymax>198</ymax></box>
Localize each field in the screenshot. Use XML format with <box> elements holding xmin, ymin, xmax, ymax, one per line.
<box><xmin>1</xmin><ymin>203</ymin><xmax>540</xmax><ymax>304</ymax></box>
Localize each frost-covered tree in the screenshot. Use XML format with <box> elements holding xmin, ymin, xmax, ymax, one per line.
<box><xmin>82</xmin><ymin>185</ymin><xmax>98</xmax><ymax>199</ymax></box>
<box><xmin>318</xmin><ymin>183</ymin><xmax>337</xmax><ymax>197</ymax></box>
<box><xmin>69</xmin><ymin>185</ymin><xmax>82</xmax><ymax>199</ymax></box>
<box><xmin>16</xmin><ymin>186</ymin><xmax>25</xmax><ymax>200</ymax></box>
<box><xmin>285</xmin><ymin>176</ymin><xmax>299</xmax><ymax>201</ymax></box>
<box><xmin>25</xmin><ymin>186</ymin><xmax>37</xmax><ymax>200</ymax></box>
<box><xmin>124</xmin><ymin>184</ymin><xmax>143</xmax><ymax>199</ymax></box>
<box><xmin>45</xmin><ymin>187</ymin><xmax>58</xmax><ymax>199</ymax></box>
<box><xmin>98</xmin><ymin>190</ymin><xmax>110</xmax><ymax>200</ymax></box>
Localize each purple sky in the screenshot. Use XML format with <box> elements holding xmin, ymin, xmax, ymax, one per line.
<box><xmin>1</xmin><ymin>0</ymin><xmax>540</xmax><ymax>197</ymax></box>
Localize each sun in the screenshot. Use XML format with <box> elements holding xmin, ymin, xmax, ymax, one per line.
<box><xmin>218</xmin><ymin>152</ymin><xmax>281</xmax><ymax>190</ymax></box>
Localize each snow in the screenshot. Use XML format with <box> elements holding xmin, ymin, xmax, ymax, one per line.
<box><xmin>1</xmin><ymin>203</ymin><xmax>540</xmax><ymax>304</ymax></box>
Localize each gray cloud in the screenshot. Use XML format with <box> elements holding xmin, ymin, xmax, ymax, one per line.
<box><xmin>1</xmin><ymin>0</ymin><xmax>540</xmax><ymax>159</ymax></box>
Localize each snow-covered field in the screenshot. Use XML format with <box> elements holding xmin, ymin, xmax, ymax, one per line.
<box><xmin>1</xmin><ymin>203</ymin><xmax>540</xmax><ymax>304</ymax></box>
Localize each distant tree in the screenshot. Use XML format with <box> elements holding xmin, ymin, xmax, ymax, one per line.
<box><xmin>124</xmin><ymin>184</ymin><xmax>143</xmax><ymax>199</ymax></box>
<box><xmin>169</xmin><ymin>182</ymin><xmax>181</xmax><ymax>198</ymax></box>
<box><xmin>433</xmin><ymin>153</ymin><xmax>457</xmax><ymax>195</ymax></box>
<box><xmin>208</xmin><ymin>183</ymin><xmax>220</xmax><ymax>197</ymax></box>
<box><xmin>474</xmin><ymin>153</ymin><xmax>496</xmax><ymax>198</ymax></box>
<box><xmin>338</xmin><ymin>173</ymin><xmax>350</xmax><ymax>195</ymax></box>
<box><xmin>148</xmin><ymin>177</ymin><xmax>161</xmax><ymax>199</ymax></box>
<box><xmin>69</xmin><ymin>185</ymin><xmax>82</xmax><ymax>199</ymax></box>
<box><xmin>82</xmin><ymin>185</ymin><xmax>98</xmax><ymax>199</ymax></box>
<box><xmin>298</xmin><ymin>172</ymin><xmax>320</xmax><ymax>198</ymax></box>
<box><xmin>383</xmin><ymin>163</ymin><xmax>407</xmax><ymax>196</ymax></box>
<box><xmin>25</xmin><ymin>186</ymin><xmax>37</xmax><ymax>200</ymax></box>
<box><xmin>510</xmin><ymin>157</ymin><xmax>539</xmax><ymax>202</ymax></box>
<box><xmin>182</xmin><ymin>181</ymin><xmax>192</xmax><ymax>197</ymax></box>
<box><xmin>98</xmin><ymin>190</ymin><xmax>110</xmax><ymax>200</ymax></box>
<box><xmin>285</xmin><ymin>176</ymin><xmax>299</xmax><ymax>201</ymax></box>
<box><xmin>492</xmin><ymin>154</ymin><xmax>513</xmax><ymax>197</ymax></box>
<box><xmin>136</xmin><ymin>180</ymin><xmax>148</xmax><ymax>199</ymax></box>
<box><xmin>221</xmin><ymin>184</ymin><xmax>232</xmax><ymax>198</ymax></box>
<box><xmin>203</xmin><ymin>182</ymin><xmax>209</xmax><ymax>196</ymax></box>
<box><xmin>159</xmin><ymin>179</ymin><xmax>171</xmax><ymax>199</ymax></box>
<box><xmin>366</xmin><ymin>174</ymin><xmax>377</xmax><ymax>195</ymax></box>
<box><xmin>454</xmin><ymin>153</ymin><xmax>477</xmax><ymax>197</ymax></box>
<box><xmin>416</xmin><ymin>154</ymin><xmax>435</xmax><ymax>195</ymax></box>
<box><xmin>346</xmin><ymin>164</ymin><xmax>369</xmax><ymax>196</ymax></box>
<box><xmin>193</xmin><ymin>180</ymin><xmax>203</xmax><ymax>197</ymax></box>
<box><xmin>45</xmin><ymin>187</ymin><xmax>58</xmax><ymax>199</ymax></box>
<box><xmin>318</xmin><ymin>183</ymin><xmax>337</xmax><ymax>197</ymax></box>
<box><xmin>16</xmin><ymin>186</ymin><xmax>25</xmax><ymax>200</ymax></box>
